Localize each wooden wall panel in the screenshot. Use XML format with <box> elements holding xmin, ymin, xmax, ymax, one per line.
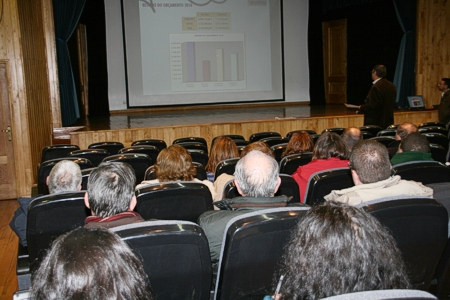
<box><xmin>416</xmin><ymin>0</ymin><xmax>450</xmax><ymax>107</ymax></box>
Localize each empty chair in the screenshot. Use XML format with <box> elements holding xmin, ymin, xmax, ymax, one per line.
<box><xmin>419</xmin><ymin>121</ymin><xmax>447</xmax><ymax>129</ymax></box>
<box><xmin>271</xmin><ymin>143</ymin><xmax>288</xmax><ymax>162</ymax></box>
<box><xmin>131</xmin><ymin>139</ymin><xmax>167</xmax><ymax>151</ymax></box>
<box><xmin>68</xmin><ymin>149</ymin><xmax>110</xmax><ymax>167</ymax></box>
<box><xmin>321</xmin><ymin>289</ymin><xmax>437</xmax><ymax>300</ymax></box>
<box><xmin>112</xmin><ymin>220</ymin><xmax>212</xmax><ymax>300</ymax></box>
<box><xmin>259</xmin><ymin>136</ymin><xmax>290</xmax><ymax>147</ymax></box>
<box><xmin>119</xmin><ymin>145</ymin><xmax>159</xmax><ymax>163</ymax></box>
<box><xmin>41</xmin><ymin>144</ymin><xmax>80</xmax><ymax>163</ymax></box>
<box><xmin>279</xmin><ymin>152</ymin><xmax>313</xmax><ymax>175</ymax></box>
<box><xmin>370</xmin><ymin>136</ymin><xmax>396</xmax><ymax>147</ymax></box>
<box><xmin>214</xmin><ymin>158</ymin><xmax>239</xmax><ymax>179</ymax></box>
<box><xmin>16</xmin><ymin>191</ymin><xmax>89</xmax><ymax>289</ymax></box>
<box><xmin>357</xmin><ymin>197</ymin><xmax>448</xmax><ymax>290</ymax></box>
<box><xmin>429</xmin><ymin>143</ymin><xmax>447</xmax><ymax>164</ymax></box>
<box><xmin>173</xmin><ymin>136</ymin><xmax>208</xmax><ymax>148</ymax></box>
<box><xmin>249</xmin><ymin>131</ymin><xmax>281</xmax><ymax>143</ymax></box>
<box><xmin>359</xmin><ymin>125</ymin><xmax>383</xmax><ymax>137</ymax></box>
<box><xmin>422</xmin><ymin>132</ymin><xmax>449</xmax><ymax>151</ymax></box>
<box><xmin>176</xmin><ymin>141</ymin><xmax>208</xmax><ymax>154</ymax></box>
<box><xmin>88</xmin><ymin>141</ymin><xmax>124</xmax><ymax>155</ymax></box>
<box><xmin>187</xmin><ymin>149</ymin><xmax>209</xmax><ymax>166</ymax></box>
<box><xmin>419</xmin><ymin>126</ymin><xmax>447</xmax><ymax>135</ymax></box>
<box><xmin>392</xmin><ymin>161</ymin><xmax>450</xmax><ymax>184</ymax></box>
<box><xmin>102</xmin><ymin>153</ymin><xmax>153</xmax><ymax>184</ymax></box>
<box><xmin>213</xmin><ymin>207</ymin><xmax>310</xmax><ymax>300</ymax></box>
<box><xmin>234</xmin><ymin>139</ymin><xmax>250</xmax><ymax>147</ymax></box>
<box><xmin>361</xmin><ymin>131</ymin><xmax>373</xmax><ymax>139</ymax></box>
<box><xmin>286</xmin><ymin>129</ymin><xmax>316</xmax><ymax>139</ymax></box>
<box><xmin>134</xmin><ymin>182</ymin><xmax>213</xmax><ymax>222</ymax></box>
<box><xmin>321</xmin><ymin>127</ymin><xmax>345</xmax><ymax>135</ymax></box>
<box><xmin>80</xmin><ymin>167</ymin><xmax>96</xmax><ymax>190</ymax></box>
<box><xmin>377</xmin><ymin>129</ymin><xmax>397</xmax><ymax>136</ymax></box>
<box><xmin>144</xmin><ymin>162</ymin><xmax>207</xmax><ymax>181</ymax></box>
<box><xmin>304</xmin><ymin>167</ymin><xmax>353</xmax><ymax>206</ymax></box>
<box><xmin>37</xmin><ymin>157</ymin><xmax>92</xmax><ymax>195</ymax></box>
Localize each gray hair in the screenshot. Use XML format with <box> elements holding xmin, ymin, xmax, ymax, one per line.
<box><xmin>48</xmin><ymin>160</ymin><xmax>82</xmax><ymax>194</ymax></box>
<box><xmin>87</xmin><ymin>162</ymin><xmax>136</xmax><ymax>217</ymax></box>
<box><xmin>234</xmin><ymin>150</ymin><xmax>279</xmax><ymax>197</ymax></box>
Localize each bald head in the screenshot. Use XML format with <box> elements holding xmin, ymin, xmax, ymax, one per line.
<box><xmin>396</xmin><ymin>122</ymin><xmax>418</xmax><ymax>140</ymax></box>
<box><xmin>341</xmin><ymin>127</ymin><xmax>363</xmax><ymax>152</ymax></box>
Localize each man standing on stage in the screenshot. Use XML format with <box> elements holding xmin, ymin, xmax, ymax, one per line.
<box><xmin>437</xmin><ymin>78</ymin><xmax>450</xmax><ymax>125</ymax></box>
<box><xmin>358</xmin><ymin>65</ymin><xmax>397</xmax><ymax>129</ymax></box>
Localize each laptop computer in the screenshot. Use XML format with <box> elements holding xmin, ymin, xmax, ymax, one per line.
<box><xmin>407</xmin><ymin>95</ymin><xmax>425</xmax><ymax>110</ymax></box>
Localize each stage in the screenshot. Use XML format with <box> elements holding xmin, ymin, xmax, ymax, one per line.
<box><xmin>63</xmin><ymin>103</ymin><xmax>439</xmax><ymax>149</ymax></box>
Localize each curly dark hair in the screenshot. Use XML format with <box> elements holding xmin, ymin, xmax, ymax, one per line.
<box><xmin>275</xmin><ymin>202</ymin><xmax>410</xmax><ymax>299</ymax></box>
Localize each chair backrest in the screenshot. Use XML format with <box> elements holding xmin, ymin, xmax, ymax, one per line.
<box><xmin>361</xmin><ymin>131</ymin><xmax>373</xmax><ymax>139</ymax></box>
<box><xmin>102</xmin><ymin>153</ymin><xmax>153</xmax><ymax>184</ymax></box>
<box><xmin>234</xmin><ymin>139</ymin><xmax>250</xmax><ymax>147</ymax></box>
<box><xmin>26</xmin><ymin>191</ymin><xmax>89</xmax><ymax>269</ymax></box>
<box><xmin>118</xmin><ymin>145</ymin><xmax>159</xmax><ymax>163</ymax></box>
<box><xmin>131</xmin><ymin>139</ymin><xmax>167</xmax><ymax>151</ymax></box>
<box><xmin>377</xmin><ymin>129</ymin><xmax>397</xmax><ymax>137</ymax></box>
<box><xmin>429</xmin><ymin>143</ymin><xmax>447</xmax><ymax>164</ymax></box>
<box><xmin>112</xmin><ymin>220</ymin><xmax>212</xmax><ymax>300</ymax></box>
<box><xmin>311</xmin><ymin>133</ymin><xmax>322</xmax><ymax>144</ymax></box>
<box><xmin>321</xmin><ymin>127</ymin><xmax>345</xmax><ymax>135</ymax></box>
<box><xmin>176</xmin><ymin>141</ymin><xmax>208</xmax><ymax>155</ymax></box>
<box><xmin>144</xmin><ymin>162</ymin><xmax>207</xmax><ymax>181</ymax></box>
<box><xmin>41</xmin><ymin>144</ymin><xmax>80</xmax><ymax>163</ymax></box>
<box><xmin>271</xmin><ymin>143</ymin><xmax>288</xmax><ymax>162</ymax></box>
<box><xmin>321</xmin><ymin>289</ymin><xmax>437</xmax><ymax>300</ymax></box>
<box><xmin>173</xmin><ymin>136</ymin><xmax>208</xmax><ymax>148</ymax></box>
<box><xmin>13</xmin><ymin>290</ymin><xmax>31</xmax><ymax>300</ymax></box>
<box><xmin>387</xmin><ymin>123</ymin><xmax>400</xmax><ymax>129</ymax></box>
<box><xmin>214</xmin><ymin>207</ymin><xmax>310</xmax><ymax>300</ymax></box>
<box><xmin>214</xmin><ymin>158</ymin><xmax>240</xmax><ymax>179</ymax></box>
<box><xmin>356</xmin><ymin>197</ymin><xmax>448</xmax><ymax>290</ymax></box>
<box><xmin>135</xmin><ymin>182</ymin><xmax>213</xmax><ymax>222</ymax></box>
<box><xmin>259</xmin><ymin>136</ymin><xmax>290</xmax><ymax>147</ymax></box>
<box><xmin>419</xmin><ymin>126</ymin><xmax>448</xmax><ymax>136</ymax></box>
<box><xmin>359</xmin><ymin>125</ymin><xmax>383</xmax><ymax>137</ymax></box>
<box><xmin>249</xmin><ymin>131</ymin><xmax>281</xmax><ymax>142</ymax></box>
<box><xmin>88</xmin><ymin>141</ymin><xmax>124</xmax><ymax>155</ymax></box>
<box><xmin>421</xmin><ymin>132</ymin><xmax>449</xmax><ymax>151</ymax></box>
<box><xmin>37</xmin><ymin>157</ymin><xmax>92</xmax><ymax>195</ymax></box>
<box><xmin>304</xmin><ymin>167</ymin><xmax>353</xmax><ymax>206</ymax></box>
<box><xmin>370</xmin><ymin>136</ymin><xmax>396</xmax><ymax>147</ymax></box>
<box><xmin>68</xmin><ymin>149</ymin><xmax>110</xmax><ymax>167</ymax></box>
<box><xmin>392</xmin><ymin>161</ymin><xmax>450</xmax><ymax>185</ymax></box>
<box><xmin>419</xmin><ymin>121</ymin><xmax>447</xmax><ymax>129</ymax></box>
<box><xmin>80</xmin><ymin>167</ymin><xmax>96</xmax><ymax>190</ymax></box>
<box><xmin>187</xmin><ymin>149</ymin><xmax>209</xmax><ymax>166</ymax></box>
<box><xmin>286</xmin><ymin>129</ymin><xmax>317</xmax><ymax>139</ymax></box>
<box><xmin>279</xmin><ymin>152</ymin><xmax>313</xmax><ymax>175</ymax></box>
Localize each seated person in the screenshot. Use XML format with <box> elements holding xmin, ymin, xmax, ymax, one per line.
<box><xmin>391</xmin><ymin>132</ymin><xmax>434</xmax><ymax>165</ymax></box>
<box><xmin>30</xmin><ymin>227</ymin><xmax>155</xmax><ymax>299</ymax></box>
<box><xmin>272</xmin><ymin>201</ymin><xmax>410</xmax><ymax>299</ymax></box>
<box><xmin>291</xmin><ymin>132</ymin><xmax>350</xmax><ymax>203</ymax></box>
<box><xmin>387</xmin><ymin>122</ymin><xmax>418</xmax><ymax>157</ymax></box>
<box><xmin>199</xmin><ymin>150</ymin><xmax>290</xmax><ymax>279</ymax></box>
<box><xmin>281</xmin><ymin>131</ymin><xmax>314</xmax><ymax>158</ymax></box>
<box><xmin>10</xmin><ymin>160</ymin><xmax>82</xmax><ymax>246</ymax></box>
<box><xmin>205</xmin><ymin>136</ymin><xmax>239</xmax><ymax>183</ymax></box>
<box><xmin>136</xmin><ymin>144</ymin><xmax>216</xmax><ymax>199</ymax></box>
<box><xmin>325</xmin><ymin>140</ymin><xmax>433</xmax><ymax>205</ymax></box>
<box><xmin>213</xmin><ymin>141</ymin><xmax>275</xmax><ymax>201</ymax></box>
<box><xmin>85</xmin><ymin>162</ymin><xmax>144</xmax><ymax>228</ymax></box>
<box><xmin>341</xmin><ymin>126</ymin><xmax>363</xmax><ymax>153</ymax></box>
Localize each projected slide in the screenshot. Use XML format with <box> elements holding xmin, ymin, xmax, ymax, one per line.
<box><xmin>122</xmin><ymin>0</ymin><xmax>282</xmax><ymax>107</ymax></box>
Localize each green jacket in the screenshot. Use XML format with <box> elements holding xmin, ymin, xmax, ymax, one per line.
<box><xmin>391</xmin><ymin>152</ymin><xmax>434</xmax><ymax>166</ymax></box>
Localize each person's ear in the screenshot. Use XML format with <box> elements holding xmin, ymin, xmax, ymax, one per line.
<box><xmin>351</xmin><ymin>169</ymin><xmax>363</xmax><ymax>186</ymax></box>
<box><xmin>274</xmin><ymin>176</ymin><xmax>281</xmax><ymax>194</ymax></box>
<box><xmin>77</xmin><ymin>185</ymin><xmax>82</xmax><ymax>191</ymax></box>
<box><xmin>46</xmin><ymin>176</ymin><xmax>49</xmax><ymax>186</ymax></box>
<box><xmin>84</xmin><ymin>192</ymin><xmax>90</xmax><ymax>209</ymax></box>
<box><xmin>129</xmin><ymin>195</ymin><xmax>137</xmax><ymax>211</ymax></box>
<box><xmin>234</xmin><ymin>179</ymin><xmax>244</xmax><ymax>196</ymax></box>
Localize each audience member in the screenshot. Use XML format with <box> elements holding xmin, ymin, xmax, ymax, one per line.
<box><xmin>213</xmin><ymin>141</ymin><xmax>274</xmax><ymax>201</ymax></box>
<box><xmin>10</xmin><ymin>160</ymin><xmax>82</xmax><ymax>246</ymax></box>
<box><xmin>272</xmin><ymin>202</ymin><xmax>410</xmax><ymax>299</ymax></box>
<box><xmin>387</xmin><ymin>122</ymin><xmax>418</xmax><ymax>157</ymax></box>
<box><xmin>30</xmin><ymin>227</ymin><xmax>155</xmax><ymax>300</ymax></box>
<box><xmin>85</xmin><ymin>162</ymin><xmax>144</xmax><ymax>228</ymax></box>
<box><xmin>199</xmin><ymin>150</ymin><xmax>290</xmax><ymax>279</ymax></box>
<box><xmin>136</xmin><ymin>144</ymin><xmax>216</xmax><ymax>199</ymax></box>
<box><xmin>205</xmin><ymin>136</ymin><xmax>239</xmax><ymax>182</ymax></box>
<box><xmin>341</xmin><ymin>126</ymin><xmax>362</xmax><ymax>152</ymax></box>
<box><xmin>281</xmin><ymin>131</ymin><xmax>314</xmax><ymax>158</ymax></box>
<box><xmin>325</xmin><ymin>140</ymin><xmax>433</xmax><ymax>205</ymax></box>
<box><xmin>291</xmin><ymin>132</ymin><xmax>349</xmax><ymax>203</ymax></box>
<box><xmin>391</xmin><ymin>132</ymin><xmax>434</xmax><ymax>165</ymax></box>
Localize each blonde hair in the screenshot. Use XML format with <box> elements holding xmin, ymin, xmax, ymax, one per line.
<box><xmin>155</xmin><ymin>145</ymin><xmax>196</xmax><ymax>181</ymax></box>
<box><xmin>205</xmin><ymin>137</ymin><xmax>239</xmax><ymax>173</ymax></box>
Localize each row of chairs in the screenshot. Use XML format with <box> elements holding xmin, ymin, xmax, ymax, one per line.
<box><xmin>16</xmin><ymin>195</ymin><xmax>450</xmax><ymax>299</ymax></box>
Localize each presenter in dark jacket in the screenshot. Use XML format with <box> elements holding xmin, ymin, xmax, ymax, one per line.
<box><xmin>358</xmin><ymin>65</ymin><xmax>397</xmax><ymax>129</ymax></box>
<box><xmin>437</xmin><ymin>78</ymin><xmax>450</xmax><ymax>124</ymax></box>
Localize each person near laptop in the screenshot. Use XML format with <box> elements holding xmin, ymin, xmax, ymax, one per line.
<box><xmin>345</xmin><ymin>65</ymin><xmax>396</xmax><ymax>129</ymax></box>
<box><xmin>437</xmin><ymin>78</ymin><xmax>450</xmax><ymax>124</ymax></box>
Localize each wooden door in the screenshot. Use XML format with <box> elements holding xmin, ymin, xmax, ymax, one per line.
<box><xmin>322</xmin><ymin>19</ymin><xmax>347</xmax><ymax>104</ymax></box>
<box><xmin>0</xmin><ymin>62</ymin><xmax>17</xmax><ymax>199</ymax></box>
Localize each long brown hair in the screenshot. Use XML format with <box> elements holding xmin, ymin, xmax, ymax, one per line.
<box><xmin>282</xmin><ymin>131</ymin><xmax>314</xmax><ymax>157</ymax></box>
<box><xmin>155</xmin><ymin>144</ymin><xmax>196</xmax><ymax>181</ymax></box>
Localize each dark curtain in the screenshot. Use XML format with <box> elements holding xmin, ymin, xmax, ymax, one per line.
<box><xmin>53</xmin><ymin>0</ymin><xmax>86</xmax><ymax>126</ymax></box>
<box><xmin>392</xmin><ymin>0</ymin><xmax>417</xmax><ymax>108</ymax></box>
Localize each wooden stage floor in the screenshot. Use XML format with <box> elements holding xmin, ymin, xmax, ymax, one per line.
<box><xmin>66</xmin><ymin>103</ymin><xmax>438</xmax><ymax>149</ymax></box>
